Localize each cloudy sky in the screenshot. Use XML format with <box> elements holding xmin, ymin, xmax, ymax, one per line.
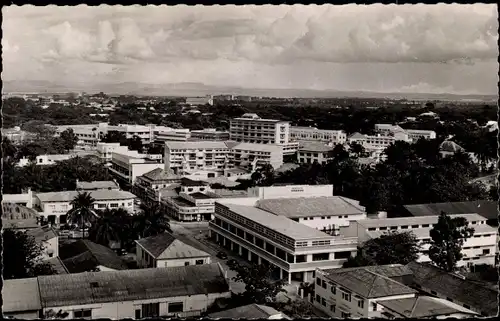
<box><xmin>2</xmin><ymin>4</ymin><xmax>498</xmax><ymax>95</ymax></box>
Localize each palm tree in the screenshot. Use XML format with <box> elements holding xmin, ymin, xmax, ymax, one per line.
<box><xmin>67</xmin><ymin>192</ymin><xmax>97</xmax><ymax>238</ymax></box>
<box><xmin>134</xmin><ymin>202</ymin><xmax>171</xmax><ymax>239</ymax></box>
<box><xmin>89</xmin><ymin>208</ymin><xmax>126</xmax><ymax>247</ymax></box>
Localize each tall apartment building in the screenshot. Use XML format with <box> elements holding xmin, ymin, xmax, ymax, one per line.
<box><xmin>290</xmin><ymin>126</ymin><xmax>347</xmax><ymax>144</ymax></box>
<box><xmin>345</xmin><ymin>214</ymin><xmax>497</xmax><ymax>267</ymax></box>
<box><xmin>229</xmin><ymin>113</ymin><xmax>298</xmax><ymax>155</ymax></box>
<box><xmin>231</xmin><ymin>143</ymin><xmax>284</xmax><ymax>170</ymax></box>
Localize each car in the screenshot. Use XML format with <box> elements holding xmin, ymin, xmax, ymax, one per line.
<box><xmin>216</xmin><ymin>251</ymin><xmax>228</xmax><ymax>260</ymax></box>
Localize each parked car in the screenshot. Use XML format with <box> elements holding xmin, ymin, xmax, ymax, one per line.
<box><xmin>216</xmin><ymin>251</ymin><xmax>228</xmax><ymax>260</ymax></box>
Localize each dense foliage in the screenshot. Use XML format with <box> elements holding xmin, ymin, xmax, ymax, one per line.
<box><xmin>2</xmin><ymin>229</ymin><xmax>58</xmax><ymax>279</ymax></box>
<box><xmin>428</xmin><ymin>212</ymin><xmax>475</xmax><ymax>272</ymax></box>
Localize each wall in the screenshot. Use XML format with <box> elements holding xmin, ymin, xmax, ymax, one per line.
<box><xmin>156</xmin><ymin>256</ymin><xmax>211</xmax><ymax>268</ymax></box>
<box><xmin>248</xmin><ymin>184</ymin><xmax>334</xmax><ymax>199</ymax></box>
<box><xmin>42</xmin><ymin>236</ymin><xmax>59</xmax><ymax>259</ymax></box>
<box><xmin>3</xmin><ymin>310</ymin><xmax>39</xmax><ymax>319</ymax></box>
<box><xmin>297</xmin><ymin>213</ymin><xmax>367</xmax><ymax>230</ymax></box>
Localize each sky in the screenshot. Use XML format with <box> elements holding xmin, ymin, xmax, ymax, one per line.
<box><xmin>2</xmin><ymin>4</ymin><xmax>499</xmax><ymax>95</ymax></box>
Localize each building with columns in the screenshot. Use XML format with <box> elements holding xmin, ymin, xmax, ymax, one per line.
<box><xmin>209</xmin><ymin>200</ymin><xmax>358</xmax><ymax>284</ymax></box>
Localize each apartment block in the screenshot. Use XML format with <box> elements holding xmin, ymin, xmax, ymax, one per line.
<box><xmin>53</xmin><ymin>124</ymin><xmax>103</xmax><ymax>147</ymax></box>
<box><xmin>2</xmin><ymin>264</ymin><xmax>231</xmax><ymax>319</ymax></box>
<box><xmin>346</xmin><ymin>214</ymin><xmax>497</xmax><ymax>267</ymax></box>
<box><xmin>133</xmin><ymin>168</ymin><xmax>181</xmax><ymax>202</ymax></box>
<box><xmin>290</xmin><ymin>126</ymin><xmax>347</xmax><ymax>144</ymax></box>
<box><xmin>229</xmin><ymin>113</ymin><xmax>298</xmax><ymax>155</ymax></box>
<box><xmin>96</xmin><ymin>142</ymin><xmax>129</xmax><ymax>163</ymax></box>
<box><xmin>154</xmin><ymin>129</ymin><xmax>191</xmax><ymax>144</ymax></box>
<box><xmin>109</xmin><ymin>150</ymin><xmax>164</xmax><ymax>186</ymax></box>
<box><xmin>297</xmin><ymin>142</ymin><xmax>334</xmax><ymax>165</ymax></box>
<box><xmin>209</xmin><ymin>199</ymin><xmax>359</xmax><ymax>284</ymax></box>
<box><xmin>232</xmin><ymin>142</ymin><xmax>284</xmax><ymax>170</ymax></box>
<box><xmin>190</xmin><ymin>128</ymin><xmax>230</xmax><ymax>141</ymax></box>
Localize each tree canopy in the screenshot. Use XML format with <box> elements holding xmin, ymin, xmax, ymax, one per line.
<box><xmin>428</xmin><ymin>212</ymin><xmax>475</xmax><ymax>272</ymax></box>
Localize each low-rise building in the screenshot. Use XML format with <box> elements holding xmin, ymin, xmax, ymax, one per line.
<box><xmin>232</xmin><ymin>142</ymin><xmax>284</xmax><ymax>170</ymax></box>
<box><xmin>290</xmin><ymin>126</ymin><xmax>347</xmax><ymax>144</ymax></box>
<box><xmin>297</xmin><ymin>142</ymin><xmax>334</xmax><ymax>165</ymax></box>
<box><xmin>346</xmin><ymin>214</ymin><xmax>497</xmax><ymax>267</ymax></box>
<box><xmin>154</xmin><ymin>129</ymin><xmax>191</xmax><ymax>144</ymax></box>
<box><xmin>2</xmin><ymin>263</ymin><xmax>231</xmax><ymax>319</ymax></box>
<box><xmin>208</xmin><ymin>304</ymin><xmax>288</xmax><ymax>319</ymax></box>
<box><xmin>210</xmin><ymin>200</ymin><xmax>359</xmax><ymax>284</ymax></box>
<box><xmin>2</xmin><ymin>126</ymin><xmax>37</xmax><ymax>145</ymax></box>
<box><xmin>27</xmin><ymin>226</ymin><xmax>59</xmax><ymax>260</ymax></box>
<box><xmin>314</xmin><ymin>265</ymin><xmax>477</xmax><ymax>319</ymax></box>
<box><xmin>186</xmin><ymin>95</ymin><xmax>214</xmax><ymax>106</ymax></box>
<box><xmin>135</xmin><ymin>233</ymin><xmax>211</xmax><ymax>268</ymax></box>
<box><xmin>348</xmin><ymin>132</ymin><xmax>410</xmax><ymax>150</ymax></box>
<box><xmin>96</xmin><ymin>142</ymin><xmax>129</xmax><ymax>163</ymax></box>
<box><xmin>133</xmin><ymin>168</ymin><xmax>182</xmax><ymax>202</ymax></box>
<box><xmin>34</xmin><ymin>189</ymin><xmax>137</xmax><ymax>225</ymax></box>
<box><xmin>59</xmin><ymin>240</ymin><xmax>129</xmax><ymax>273</ymax></box>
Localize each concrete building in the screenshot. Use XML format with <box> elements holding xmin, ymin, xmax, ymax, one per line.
<box><xmin>2</xmin><ymin>263</ymin><xmax>231</xmax><ymax>319</ymax></box>
<box><xmin>59</xmin><ymin>240</ymin><xmax>128</xmax><ymax>273</ymax></box>
<box><xmin>2</xmin><ymin>126</ymin><xmax>36</xmax><ymax>145</ymax></box>
<box><xmin>232</xmin><ymin>142</ymin><xmax>284</xmax><ymax>170</ymax></box>
<box><xmin>133</xmin><ymin>168</ymin><xmax>182</xmax><ymax>202</ymax></box>
<box><xmin>297</xmin><ymin>142</ymin><xmax>334</xmax><ymax>165</ymax></box>
<box><xmin>229</xmin><ymin>113</ymin><xmax>299</xmax><ymax>155</ymax></box>
<box><xmin>186</xmin><ymin>96</ymin><xmax>214</xmax><ymax>106</ymax></box>
<box><xmin>34</xmin><ymin>190</ymin><xmax>137</xmax><ymax>225</ymax></box>
<box><xmin>374</xmin><ymin>124</ymin><xmax>436</xmax><ymax>141</ymax></box>
<box><xmin>256</xmin><ymin>196</ymin><xmax>366</xmax><ymax>233</ymax></box>
<box><xmin>314</xmin><ymin>265</ymin><xmax>477</xmax><ymax>319</ymax></box>
<box><xmin>27</xmin><ymin>226</ymin><xmax>59</xmax><ymax>259</ymax></box>
<box><xmin>348</xmin><ymin>132</ymin><xmax>410</xmax><ymax>150</ymax></box>
<box><xmin>209</xmin><ymin>199</ymin><xmax>359</xmax><ymax>284</ymax></box>
<box><xmin>136</xmin><ymin>233</ymin><xmax>211</xmax><ymax>268</ymax></box>
<box><xmin>96</xmin><ymin>142</ymin><xmax>129</xmax><ymax>163</ymax></box>
<box><xmin>346</xmin><ymin>214</ymin><xmax>497</xmax><ymax>267</ymax></box>
<box><xmin>53</xmin><ymin>124</ymin><xmax>102</xmax><ymax>148</ymax></box>
<box><xmin>190</xmin><ymin>128</ymin><xmax>230</xmax><ymax>141</ymax></box>
<box><xmin>109</xmin><ymin>150</ymin><xmax>164</xmax><ymax>186</ymax></box>
<box><xmin>290</xmin><ymin>126</ymin><xmax>347</xmax><ymax>144</ymax></box>
<box><xmin>154</xmin><ymin>129</ymin><xmax>191</xmax><ymax>144</ymax></box>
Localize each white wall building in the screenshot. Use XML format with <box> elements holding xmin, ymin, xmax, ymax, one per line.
<box><xmin>136</xmin><ymin>233</ymin><xmax>211</xmax><ymax>268</ymax></box>
<box><xmin>27</xmin><ymin>226</ymin><xmax>59</xmax><ymax>260</ymax></box>
<box><xmin>346</xmin><ymin>214</ymin><xmax>497</xmax><ymax>267</ymax></box>
<box><xmin>297</xmin><ymin>142</ymin><xmax>334</xmax><ymax>165</ymax></box>
<box><xmin>232</xmin><ymin>142</ymin><xmax>284</xmax><ymax>170</ymax></box>
<box><xmin>290</xmin><ymin>126</ymin><xmax>347</xmax><ymax>144</ymax></box>
<box><xmin>96</xmin><ymin>142</ymin><xmax>129</xmax><ymax>163</ymax></box>
<box><xmin>154</xmin><ymin>129</ymin><xmax>191</xmax><ymax>144</ymax></box>
<box><xmin>186</xmin><ymin>96</ymin><xmax>214</xmax><ymax>106</ymax></box>
<box><xmin>109</xmin><ymin>150</ymin><xmax>164</xmax><ymax>186</ymax></box>
<box><xmin>229</xmin><ymin>113</ymin><xmax>299</xmax><ymax>155</ymax></box>
<box><xmin>209</xmin><ymin>199</ymin><xmax>359</xmax><ymax>284</ymax></box>
<box><xmin>34</xmin><ymin>190</ymin><xmax>137</xmax><ymax>225</ymax></box>
<box><xmin>2</xmin><ymin>264</ymin><xmax>231</xmax><ymax>319</ymax></box>
<box><xmin>374</xmin><ymin>124</ymin><xmax>436</xmax><ymax>141</ymax></box>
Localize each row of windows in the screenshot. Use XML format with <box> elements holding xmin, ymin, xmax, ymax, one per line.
<box><xmin>303</xmin><ymin>215</ymin><xmax>349</xmax><ymax>221</ymax></box>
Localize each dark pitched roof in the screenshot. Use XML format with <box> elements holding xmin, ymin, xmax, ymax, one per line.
<box><xmin>190</xmin><ymin>192</ymin><xmax>212</xmax><ymax>199</ymax></box>
<box><xmin>142</xmin><ymin>168</ymin><xmax>181</xmax><ymax>181</ymax></box>
<box><xmin>37</xmin><ymin>263</ymin><xmax>229</xmax><ymax>307</ymax></box>
<box><xmin>325</xmin><ymin>264</ymin><xmax>413</xmax><ymax>279</ymax></box>
<box><xmin>181</xmin><ymin>177</ymin><xmax>208</xmax><ymax>187</ymax></box>
<box><xmin>135</xmin><ymin>232</ymin><xmax>210</xmax><ymax>259</ymax></box>
<box><xmin>60</xmin><ymin>240</ymin><xmax>128</xmax><ymax>273</ymax></box>
<box><xmin>76</xmin><ymin>180</ymin><xmax>120</xmax><ymax>190</ymax></box>
<box><xmin>379</xmin><ymin>296</ymin><xmax>477</xmax><ymax>318</ymax></box>
<box><xmin>27</xmin><ymin>226</ymin><xmax>58</xmax><ymax>243</ymax></box>
<box><xmin>403</xmin><ymin>200</ymin><xmax>498</xmax><ymax>220</ymax></box>
<box><xmin>406</xmin><ymin>262</ymin><xmax>498</xmax><ymax>316</ymax></box>
<box><xmin>46</xmin><ymin>256</ymin><xmax>69</xmax><ymax>274</ymax></box>
<box><xmin>208</xmin><ymin>304</ymin><xmax>284</xmax><ymax>319</ymax></box>
<box><xmin>323</xmin><ymin>267</ymin><xmax>417</xmax><ymax>299</ymax></box>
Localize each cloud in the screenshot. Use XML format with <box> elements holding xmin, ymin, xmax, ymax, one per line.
<box><xmin>395</xmin><ymin>82</ymin><xmax>481</xmax><ymax>95</ymax></box>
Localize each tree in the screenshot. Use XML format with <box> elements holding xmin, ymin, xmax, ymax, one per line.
<box><xmin>227</xmin><ymin>261</ymin><xmax>287</xmax><ymax>305</ymax></box>
<box><xmin>59</xmin><ymin>128</ymin><xmax>79</xmax><ymax>152</ymax></box>
<box><xmin>428</xmin><ymin>212</ymin><xmax>475</xmax><ymax>272</ymax></box>
<box><xmin>250</xmin><ymin>164</ymin><xmax>275</xmax><ymax>187</ymax></box>
<box><xmin>134</xmin><ymin>202</ymin><xmax>172</xmax><ymax>239</ymax></box>
<box><xmin>342</xmin><ymin>247</ymin><xmax>375</xmax><ymax>268</ymax></box>
<box><xmin>88</xmin><ymin>208</ymin><xmax>126</xmax><ymax>247</ymax></box>
<box><xmin>102</xmin><ymin>131</ymin><xmax>127</xmax><ymax>144</ymax></box>
<box><xmin>363</xmin><ymin>231</ymin><xmax>421</xmax><ymax>265</ymax></box>
<box><xmin>2</xmin><ymin>136</ymin><xmax>18</xmax><ymax>160</ymax></box>
<box><xmin>348</xmin><ymin>142</ymin><xmax>366</xmax><ymax>158</ymax></box>
<box><xmin>67</xmin><ymin>192</ymin><xmax>98</xmax><ymax>238</ymax></box>
<box><xmin>127</xmin><ymin>134</ymin><xmax>143</xmax><ymax>152</ymax></box>
<box><xmin>2</xmin><ymin>229</ymin><xmax>57</xmax><ymax>279</ymax></box>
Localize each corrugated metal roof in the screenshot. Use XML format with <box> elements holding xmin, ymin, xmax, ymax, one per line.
<box><xmin>47</xmin><ymin>256</ymin><xmax>70</xmax><ymax>274</ymax></box>
<box><xmin>136</xmin><ymin>233</ymin><xmax>210</xmax><ymax>259</ymax></box>
<box><xmin>323</xmin><ymin>267</ymin><xmax>417</xmax><ymax>299</ymax></box>
<box><xmin>76</xmin><ymin>180</ymin><xmax>120</xmax><ymax>190</ymax></box>
<box><xmin>324</xmin><ymin>264</ymin><xmax>413</xmax><ymax>279</ymax></box>
<box><xmin>36</xmin><ymin>190</ymin><xmax>136</xmax><ymax>203</ymax></box>
<box><xmin>403</xmin><ymin>201</ymin><xmax>498</xmax><ymax>220</ymax></box>
<box><xmin>406</xmin><ymin>262</ymin><xmax>498</xmax><ymax>316</ymax></box>
<box><xmin>37</xmin><ymin>263</ymin><xmax>229</xmax><ymax>307</ymax></box>
<box><xmin>379</xmin><ymin>296</ymin><xmax>476</xmax><ymax>318</ymax></box>
<box><xmin>208</xmin><ymin>304</ymin><xmax>282</xmax><ymax>319</ymax></box>
<box><xmin>60</xmin><ymin>240</ymin><xmax>128</xmax><ymax>272</ymax></box>
<box><xmin>142</xmin><ymin>168</ymin><xmax>181</xmax><ymax>181</ymax></box>
<box><xmin>366</xmin><ymin>224</ymin><xmax>496</xmax><ymax>240</ymax></box>
<box><xmin>256</xmin><ymin>196</ymin><xmax>365</xmax><ymax>218</ymax></box>
<box><xmin>2</xmin><ymin>277</ymin><xmax>42</xmax><ymax>312</ymax></box>
<box><xmin>357</xmin><ymin>213</ymin><xmax>487</xmax><ymax>228</ymax></box>
<box><xmin>27</xmin><ymin>226</ymin><xmax>58</xmax><ymax>243</ymax></box>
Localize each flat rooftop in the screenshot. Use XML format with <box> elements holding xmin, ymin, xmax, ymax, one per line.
<box><xmin>366</xmin><ymin>224</ymin><xmax>497</xmax><ymax>240</ymax></box>
<box><xmin>189</xmin><ymin>192</ymin><xmax>212</xmax><ymax>200</ymax></box>
<box><xmin>356</xmin><ymin>213</ymin><xmax>487</xmax><ymax>229</ymax></box>
<box><xmin>217</xmin><ymin>202</ymin><xmax>331</xmax><ymax>240</ymax></box>
<box><xmin>257</xmin><ymin>196</ymin><xmax>365</xmax><ymax>218</ymax></box>
<box><xmin>165</xmin><ymin>141</ymin><xmax>229</xmax><ymax>150</ymax></box>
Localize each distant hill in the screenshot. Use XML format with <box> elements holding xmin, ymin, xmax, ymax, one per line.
<box><xmin>3</xmin><ymin>80</ymin><xmax>498</xmax><ymax>102</ymax></box>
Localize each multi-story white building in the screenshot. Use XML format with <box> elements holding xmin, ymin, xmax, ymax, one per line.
<box><xmin>186</xmin><ymin>96</ymin><xmax>214</xmax><ymax>106</ymax></box>
<box><xmin>232</xmin><ymin>142</ymin><xmax>284</xmax><ymax>170</ymax></box>
<box><xmin>314</xmin><ymin>265</ymin><xmax>477</xmax><ymax>319</ymax></box>
<box><xmin>229</xmin><ymin>113</ymin><xmax>299</xmax><ymax>155</ymax></box>
<box><xmin>297</xmin><ymin>142</ymin><xmax>334</xmax><ymax>165</ymax></box>
<box><xmin>348</xmin><ymin>132</ymin><xmax>411</xmax><ymax>150</ymax></box>
<box><xmin>96</xmin><ymin>142</ymin><xmax>129</xmax><ymax>163</ymax></box>
<box><xmin>109</xmin><ymin>150</ymin><xmax>164</xmax><ymax>186</ymax></box>
<box><xmin>34</xmin><ymin>190</ymin><xmax>137</xmax><ymax>225</ymax></box>
<box><xmin>164</xmin><ymin>141</ymin><xmax>233</xmax><ymax>178</ymax></box>
<box><xmin>53</xmin><ymin>124</ymin><xmax>103</xmax><ymax>148</ymax></box>
<box><xmin>290</xmin><ymin>126</ymin><xmax>347</xmax><ymax>144</ymax></box>
<box><xmin>346</xmin><ymin>214</ymin><xmax>497</xmax><ymax>267</ymax></box>
<box><xmin>154</xmin><ymin>129</ymin><xmax>191</xmax><ymax>144</ymax></box>
<box><xmin>374</xmin><ymin>124</ymin><xmax>436</xmax><ymax>141</ymax></box>
<box><xmin>133</xmin><ymin>168</ymin><xmax>181</xmax><ymax>202</ymax></box>
<box><xmin>190</xmin><ymin>128</ymin><xmax>230</xmax><ymax>141</ymax></box>
<box><xmin>2</xmin><ymin>126</ymin><xmax>36</xmax><ymax>145</ymax></box>
<box><xmin>2</xmin><ymin>264</ymin><xmax>231</xmax><ymax>319</ymax></box>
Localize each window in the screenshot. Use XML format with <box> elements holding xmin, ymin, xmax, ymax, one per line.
<box><xmin>110</xmin><ymin>203</ymin><xmax>118</xmax><ymax>208</ymax></box>
<box><xmin>331</xmin><ymin>285</ymin><xmax>336</xmax><ymax>294</ymax></box>
<box><xmin>411</xmin><ymin>225</ymin><xmax>419</xmax><ymax>228</ymax></box>
<box><xmin>330</xmin><ymin>304</ymin><xmax>336</xmax><ymax>313</ymax></box>
<box><xmin>483</xmin><ymin>249</ymin><xmax>490</xmax><ymax>255</ymax></box>
<box><xmin>168</xmin><ymin>302</ymin><xmax>184</xmax><ymax>313</ymax></box>
<box><xmin>98</xmin><ymin>204</ymin><xmax>106</xmax><ymax>208</ymax></box>
<box><xmin>321</xmin><ymin>298</ymin><xmax>327</xmax><ymax>307</ymax></box>
<box><xmin>135</xmin><ymin>309</ymin><xmax>141</xmax><ymax>319</ymax></box>
<box><xmin>316</xmin><ymin>277</ymin><xmax>321</xmax><ymax>286</ymax></box>
<box><xmin>322</xmin><ymin>280</ymin><xmax>327</xmax><ymax>289</ymax></box>
<box><xmin>74</xmin><ymin>309</ymin><xmax>92</xmax><ymax>318</ymax></box>
<box><xmin>401</xmin><ymin>225</ymin><xmax>408</xmax><ymax>229</ymax></box>
<box><xmin>316</xmin><ymin>294</ymin><xmax>321</xmax><ymax>302</ymax></box>
<box><xmin>196</xmin><ymin>259</ymin><xmax>204</xmax><ymax>265</ymax></box>
<box><xmin>341</xmin><ymin>312</ymin><xmax>351</xmax><ymax>318</ymax></box>
<box><xmin>341</xmin><ymin>292</ymin><xmax>351</xmax><ymax>302</ymax></box>
<box><xmin>184</xmin><ymin>262</ymin><xmax>190</xmax><ymax>266</ymax></box>
<box><xmin>422</xmin><ymin>224</ymin><xmax>430</xmax><ymax>228</ymax></box>
<box><xmin>372</xmin><ymin>303</ymin><xmax>378</xmax><ymax>311</ymax></box>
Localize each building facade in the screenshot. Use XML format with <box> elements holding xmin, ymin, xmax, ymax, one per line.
<box><xmin>290</xmin><ymin>126</ymin><xmax>347</xmax><ymax>144</ymax></box>
<box><xmin>297</xmin><ymin>142</ymin><xmax>334</xmax><ymax>165</ymax></box>
<box><xmin>109</xmin><ymin>150</ymin><xmax>164</xmax><ymax>186</ymax></box>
